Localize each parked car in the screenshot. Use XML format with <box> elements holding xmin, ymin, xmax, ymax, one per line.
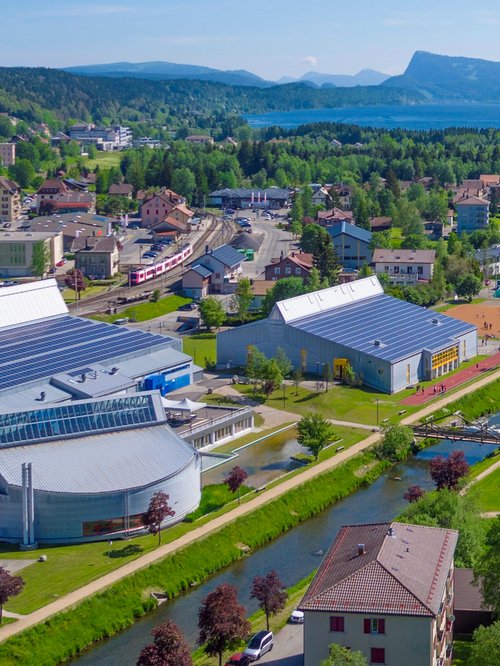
<box><xmin>142</xmin><ymin>252</ymin><xmax>155</xmax><ymax>258</ymax></box>
<box><xmin>243</xmin><ymin>631</ymin><xmax>273</xmax><ymax>661</ymax></box>
<box><xmin>56</xmin><ymin>259</ymin><xmax>67</xmax><ymax>267</ymax></box>
<box><xmin>225</xmin><ymin>654</ymin><xmax>250</xmax><ymax>666</ymax></box>
<box><xmin>289</xmin><ymin>609</ymin><xmax>304</xmax><ymax>624</ymax></box>
<box><xmin>225</xmin><ymin>208</ymin><xmax>235</xmax><ymax>215</ymax></box>
<box><xmin>178</xmin><ymin>302</ymin><xmax>196</xmax><ymax>311</ymax></box>
<box><xmin>3</xmin><ymin>222</ymin><xmax>12</xmax><ymax>228</ymax></box>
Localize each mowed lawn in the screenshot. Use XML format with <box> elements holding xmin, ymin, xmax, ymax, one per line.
<box><xmin>82</xmin><ymin>151</ymin><xmax>123</xmax><ymax>170</ymax></box>
<box><xmin>91</xmin><ymin>295</ymin><xmax>191</xmax><ymax>323</ymax></box>
<box><xmin>235</xmin><ymin>383</ymin><xmax>416</xmax><ymax>425</ymax></box>
<box><xmin>469</xmin><ymin>466</ymin><xmax>500</xmax><ymax>512</ymax></box>
<box><xmin>183</xmin><ymin>333</ymin><xmax>216</xmax><ymax>367</ymax></box>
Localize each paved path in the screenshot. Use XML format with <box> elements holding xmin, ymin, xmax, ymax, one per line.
<box><xmin>460</xmin><ymin>457</ymin><xmax>500</xmax><ymax>496</ymax></box>
<box><xmin>1</xmin><ymin>368</ymin><xmax>499</xmax><ymax>644</ymax></box>
<box><xmin>481</xmin><ymin>512</ymin><xmax>500</xmax><ymax>517</ymax></box>
<box><xmin>401</xmin><ymin>352</ymin><xmax>500</xmax><ymax>406</ymax></box>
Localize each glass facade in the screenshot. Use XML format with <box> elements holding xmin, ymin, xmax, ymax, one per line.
<box><xmin>0</xmin><ymin>395</ymin><xmax>158</xmax><ymax>446</ymax></box>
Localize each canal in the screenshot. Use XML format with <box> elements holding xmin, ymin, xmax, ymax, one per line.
<box><xmin>73</xmin><ymin>437</ymin><xmax>493</xmax><ymax>665</ymax></box>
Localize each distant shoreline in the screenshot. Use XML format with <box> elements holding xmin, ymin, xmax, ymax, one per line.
<box><xmin>245</xmin><ymin>102</ymin><xmax>500</xmax><ymax>130</ymax></box>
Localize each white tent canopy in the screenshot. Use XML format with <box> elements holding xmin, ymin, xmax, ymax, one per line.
<box><xmin>175</xmin><ymin>398</ymin><xmax>207</xmax><ymax>412</ymax></box>
<box><xmin>161</xmin><ymin>397</ymin><xmax>182</xmax><ymax>409</ymax></box>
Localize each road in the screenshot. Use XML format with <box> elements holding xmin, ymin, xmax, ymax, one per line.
<box><xmin>260</xmin><ymin>624</ymin><xmax>304</xmax><ymax>666</ymax></box>
<box><xmin>240</xmin><ymin>214</ymin><xmax>294</xmax><ymax>281</ymax></box>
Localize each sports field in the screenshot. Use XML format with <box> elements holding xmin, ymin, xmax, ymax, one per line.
<box><xmin>444</xmin><ymin>300</ymin><xmax>500</xmax><ymax>337</ymax></box>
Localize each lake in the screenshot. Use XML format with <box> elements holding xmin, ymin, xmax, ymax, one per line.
<box><xmin>245</xmin><ymin>103</ymin><xmax>500</xmax><ymax>130</ymax></box>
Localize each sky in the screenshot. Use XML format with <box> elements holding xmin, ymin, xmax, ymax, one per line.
<box><xmin>3</xmin><ymin>0</ymin><xmax>500</xmax><ymax>80</ymax></box>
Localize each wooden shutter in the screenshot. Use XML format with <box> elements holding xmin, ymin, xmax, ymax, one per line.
<box><xmin>378</xmin><ymin>618</ymin><xmax>385</xmax><ymax>634</ymax></box>
<box><xmin>364</xmin><ymin>618</ymin><xmax>371</xmax><ymax>633</ymax></box>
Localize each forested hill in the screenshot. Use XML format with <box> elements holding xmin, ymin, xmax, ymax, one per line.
<box><xmin>384</xmin><ymin>51</ymin><xmax>500</xmax><ymax>101</ymax></box>
<box><xmin>0</xmin><ymin>67</ymin><xmax>423</xmax><ymax>127</ymax></box>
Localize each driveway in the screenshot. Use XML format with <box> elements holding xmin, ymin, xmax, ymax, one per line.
<box><xmin>260</xmin><ymin>623</ymin><xmax>304</xmax><ymax>665</ymax></box>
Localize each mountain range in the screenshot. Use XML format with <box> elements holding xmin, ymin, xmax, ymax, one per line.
<box><xmin>62</xmin><ymin>52</ymin><xmax>500</xmax><ymax>102</ymax></box>
<box><xmin>63</xmin><ymin>61</ymin><xmax>390</xmax><ymax>89</ymax></box>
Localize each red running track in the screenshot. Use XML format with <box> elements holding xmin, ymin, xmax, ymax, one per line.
<box><xmin>401</xmin><ymin>351</ymin><xmax>500</xmax><ymax>406</ymax></box>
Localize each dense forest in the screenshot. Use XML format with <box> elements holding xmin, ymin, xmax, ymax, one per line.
<box><xmin>0</xmin><ymin>67</ymin><xmax>423</xmax><ymax>131</ymax></box>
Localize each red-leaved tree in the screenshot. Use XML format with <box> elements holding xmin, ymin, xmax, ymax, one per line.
<box><xmin>430</xmin><ymin>450</ymin><xmax>470</xmax><ymax>490</ymax></box>
<box><xmin>0</xmin><ymin>567</ymin><xmax>24</xmax><ymax>624</ymax></box>
<box><xmin>251</xmin><ymin>570</ymin><xmax>288</xmax><ymax>630</ymax></box>
<box><xmin>137</xmin><ymin>619</ymin><xmax>192</xmax><ymax>666</ymax></box>
<box><xmin>225</xmin><ymin>466</ymin><xmax>248</xmax><ymax>504</ymax></box>
<box><xmin>198</xmin><ymin>583</ymin><xmax>251</xmax><ymax>666</ymax></box>
<box><xmin>403</xmin><ymin>485</ymin><xmax>425</xmax><ymax>503</ymax></box>
<box><xmin>64</xmin><ymin>268</ymin><xmax>87</xmax><ymax>298</ymax></box>
<box><xmin>143</xmin><ymin>491</ymin><xmax>175</xmax><ymax>545</ymax></box>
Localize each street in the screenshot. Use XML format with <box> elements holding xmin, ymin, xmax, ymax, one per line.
<box><xmin>240</xmin><ymin>213</ymin><xmax>294</xmax><ymax>281</ymax></box>
<box><xmin>259</xmin><ymin>623</ymin><xmax>304</xmax><ymax>665</ymax></box>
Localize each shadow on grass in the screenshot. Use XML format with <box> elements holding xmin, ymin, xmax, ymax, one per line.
<box><xmin>105</xmin><ymin>544</ymin><xmax>143</xmax><ymax>559</ymax></box>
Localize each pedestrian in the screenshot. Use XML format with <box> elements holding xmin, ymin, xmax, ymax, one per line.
<box><xmin>476</xmin><ymin>363</ymin><xmax>479</xmax><ymax>370</ymax></box>
<box><xmin>433</xmin><ymin>386</ymin><xmax>436</xmax><ymax>395</ymax></box>
<box><xmin>416</xmin><ymin>384</ymin><xmax>420</xmax><ymax>394</ymax></box>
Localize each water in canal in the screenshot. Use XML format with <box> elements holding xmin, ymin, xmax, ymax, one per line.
<box><xmin>73</xmin><ymin>438</ymin><xmax>493</xmax><ymax>665</ymax></box>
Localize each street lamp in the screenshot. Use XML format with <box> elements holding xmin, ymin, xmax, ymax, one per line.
<box><xmin>282</xmin><ymin>381</ymin><xmax>286</xmax><ymax>409</ymax></box>
<box><xmin>375</xmin><ymin>398</ymin><xmax>380</xmax><ymax>426</ymax></box>
<box><xmin>316</xmin><ymin>361</ymin><xmax>320</xmax><ymax>378</ymax></box>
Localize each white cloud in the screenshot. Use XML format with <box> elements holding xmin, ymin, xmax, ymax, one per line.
<box><xmin>301</xmin><ymin>55</ymin><xmax>318</xmax><ymax>67</ymax></box>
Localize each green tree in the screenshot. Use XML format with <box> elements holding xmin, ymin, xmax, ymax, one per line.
<box><xmin>299</xmin><ymin>185</ymin><xmax>314</xmax><ymax>218</ymax></box>
<box><xmin>398</xmin><ymin>489</ymin><xmax>486</xmax><ymax>568</ymax></box>
<box><xmin>291</xmin><ymin>367</ymin><xmax>303</xmax><ymax>394</ymax></box>
<box><xmin>456</xmin><ymin>273</ymin><xmax>482</xmax><ymax>301</ymax></box>
<box><xmin>172</xmin><ymin>167</ymin><xmax>196</xmax><ymax>200</ymax></box>
<box><xmin>290</xmin><ymin>220</ymin><xmax>303</xmax><ymax>239</ymax></box>
<box><xmin>469</xmin><ymin>622</ymin><xmax>500</xmax><ymax>666</ymax></box>
<box><xmin>474</xmin><ymin>516</ymin><xmax>500</xmax><ymax>616</ymax></box>
<box><xmin>320</xmin><ymin>643</ymin><xmax>368</xmax><ymax>666</ymax></box>
<box><xmin>199</xmin><ymin>296</ymin><xmax>225</xmax><ymax>331</ymax></box>
<box><xmin>274</xmin><ymin>347</ymin><xmax>292</xmax><ymax>378</ymax></box>
<box><xmin>322</xmin><ymin>362</ymin><xmax>333</xmax><ymax>392</ymax></box>
<box><xmin>8</xmin><ymin>159</ymin><xmax>35</xmax><ymax>188</ymax></box>
<box><xmin>260</xmin><ymin>358</ymin><xmax>283</xmax><ymax>396</ymax></box>
<box><xmin>376</xmin><ymin>425</ymin><xmax>413</xmax><ymax>462</ymax></box>
<box><xmin>31</xmin><ymin>241</ymin><xmax>49</xmax><ymax>277</ymax></box>
<box><xmin>231</xmin><ymin>277</ymin><xmax>253</xmax><ymax>324</ymax></box>
<box><xmin>300</xmin><ymin>223</ymin><xmax>324</xmax><ymax>254</ymax></box>
<box><xmin>314</xmin><ymin>232</ymin><xmax>341</xmax><ymax>285</ymax></box>
<box><xmin>246</xmin><ymin>346</ymin><xmax>267</xmax><ymax>390</ymax></box>
<box><xmin>297</xmin><ymin>413</ymin><xmax>336</xmax><ymax>460</ymax></box>
<box><xmin>151</xmin><ymin>289</ymin><xmax>161</xmax><ymax>303</ymax></box>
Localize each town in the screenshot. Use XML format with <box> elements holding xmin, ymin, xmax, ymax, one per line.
<box><xmin>1</xmin><ymin>12</ymin><xmax>500</xmax><ymax>666</ymax></box>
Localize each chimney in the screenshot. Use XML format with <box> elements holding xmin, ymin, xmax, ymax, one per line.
<box><xmin>357</xmin><ymin>543</ymin><xmax>366</xmax><ymax>556</ymax></box>
<box><xmin>280</xmin><ymin>250</ymin><xmax>284</xmax><ymax>260</ymax></box>
<box><xmin>205</xmin><ymin>244</ymin><xmax>209</xmax><ymax>254</ymax></box>
<box><xmin>39</xmin><ymin>391</ymin><xmax>46</xmax><ymax>401</ymax></box>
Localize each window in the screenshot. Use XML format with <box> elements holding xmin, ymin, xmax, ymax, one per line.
<box><xmin>393</xmin><ymin>266</ymin><xmax>399</xmax><ymax>274</ymax></box>
<box><xmin>370</xmin><ymin>648</ymin><xmax>385</xmax><ymax>664</ymax></box>
<box><xmin>417</xmin><ymin>266</ymin><xmax>423</xmax><ymax>274</ymax></box>
<box><xmin>274</xmin><ymin>267</ymin><xmax>280</xmax><ymax>274</ymax></box>
<box><xmin>285</xmin><ymin>266</ymin><xmax>291</xmax><ymax>274</ymax></box>
<box><xmin>364</xmin><ymin>618</ymin><xmax>385</xmax><ymax>634</ymax></box>
<box><xmin>330</xmin><ymin>616</ymin><xmax>345</xmax><ymax>632</ymax></box>
<box><xmin>295</xmin><ymin>267</ymin><xmax>302</xmax><ymax>275</ymax></box>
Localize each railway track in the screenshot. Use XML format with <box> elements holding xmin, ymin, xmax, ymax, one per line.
<box><xmin>69</xmin><ymin>216</ymin><xmax>234</xmax><ymax>316</ymax></box>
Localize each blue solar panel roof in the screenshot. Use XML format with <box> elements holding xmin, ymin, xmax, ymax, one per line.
<box><xmin>0</xmin><ymin>315</ymin><xmax>176</xmax><ymax>393</ymax></box>
<box><xmin>291</xmin><ymin>294</ymin><xmax>475</xmax><ymax>363</ymax></box>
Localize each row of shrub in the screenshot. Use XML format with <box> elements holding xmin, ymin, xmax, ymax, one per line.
<box><xmin>0</xmin><ymin>452</ymin><xmax>390</xmax><ymax>666</ymax></box>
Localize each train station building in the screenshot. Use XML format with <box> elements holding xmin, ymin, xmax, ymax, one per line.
<box><xmin>217</xmin><ymin>276</ymin><xmax>477</xmax><ymax>394</ymax></box>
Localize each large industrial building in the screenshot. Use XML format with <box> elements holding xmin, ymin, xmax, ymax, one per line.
<box><xmin>0</xmin><ymin>392</ymin><xmax>201</xmax><ymax>545</ymax></box>
<box><xmin>0</xmin><ymin>279</ymin><xmax>196</xmax><ymax>412</ymax></box>
<box><xmin>217</xmin><ymin>277</ymin><xmax>477</xmax><ymax>393</ymax></box>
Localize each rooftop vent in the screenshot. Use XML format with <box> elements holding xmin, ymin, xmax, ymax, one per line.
<box><xmin>374</xmin><ymin>339</ymin><xmax>382</xmax><ymax>347</ymax></box>
<box><xmin>358</xmin><ymin>543</ymin><xmax>366</xmax><ymax>556</ymax></box>
<box><xmin>109</xmin><ymin>367</ymin><xmax>118</xmax><ymax>375</ymax></box>
<box><xmin>388</xmin><ymin>527</ymin><xmax>396</xmax><ymax>538</ymax></box>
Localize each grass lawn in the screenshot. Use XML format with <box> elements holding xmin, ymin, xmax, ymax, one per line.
<box><xmin>434</xmin><ymin>298</ymin><xmax>485</xmax><ymax>313</ymax></box>
<box><xmin>82</xmin><ymin>152</ymin><xmax>124</xmax><ymax>170</ymax></box>
<box><xmin>185</xmin><ymin>483</ymin><xmax>252</xmax><ymax>521</ymax></box>
<box><xmin>91</xmin><ymin>295</ymin><xmax>191</xmax><ymax>323</ymax></box>
<box><xmin>234</xmin><ymin>383</ymin><xmax>416</xmax><ymax>425</ymax></box>
<box><xmin>468</xmin><ymin>466</ymin><xmax>500</xmax><ymax>512</ymax></box>
<box><xmin>183</xmin><ymin>333</ymin><xmax>216</xmax><ymax>367</ymax></box>
<box><xmin>63</xmin><ymin>285</ymin><xmax>108</xmax><ymax>302</ymax></box>
<box><xmin>467</xmin><ymin>448</ymin><xmax>500</xmax><ymax>480</ymax></box>
<box><xmin>453</xmin><ymin>639</ymin><xmax>473</xmax><ymax>665</ymax></box>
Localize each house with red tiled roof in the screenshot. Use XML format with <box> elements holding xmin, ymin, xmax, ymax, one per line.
<box><xmin>264</xmin><ymin>251</ymin><xmax>313</xmax><ymax>283</ymax></box>
<box><xmin>140</xmin><ymin>190</ymin><xmax>191</xmax><ymax>228</ymax></box>
<box><xmin>317</xmin><ymin>208</ymin><xmax>354</xmax><ymax>227</ymax></box>
<box><xmin>300</xmin><ymin>522</ymin><xmax>458</xmax><ymax>666</ymax></box>
<box><xmin>108</xmin><ymin>183</ymin><xmax>134</xmax><ymax>199</ymax></box>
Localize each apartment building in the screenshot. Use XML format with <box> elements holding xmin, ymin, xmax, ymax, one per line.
<box><xmin>0</xmin><ymin>177</ymin><xmax>21</xmax><ymax>223</ymax></box>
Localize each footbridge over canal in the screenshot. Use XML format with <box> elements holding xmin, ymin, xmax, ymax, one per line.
<box><xmin>412</xmin><ymin>413</ymin><xmax>500</xmax><ymax>446</ymax></box>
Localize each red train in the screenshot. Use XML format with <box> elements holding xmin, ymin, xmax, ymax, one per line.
<box><xmin>129</xmin><ymin>244</ymin><xmax>193</xmax><ymax>285</ymax></box>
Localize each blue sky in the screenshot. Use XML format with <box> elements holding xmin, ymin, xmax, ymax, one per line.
<box><xmin>3</xmin><ymin>1</ymin><xmax>500</xmax><ymax>79</ymax></box>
